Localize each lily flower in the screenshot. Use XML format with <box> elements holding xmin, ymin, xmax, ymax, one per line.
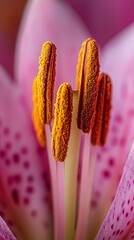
<box><xmin>0</xmin><ymin>0</ymin><xmax>134</xmax><ymax>239</ymax></box>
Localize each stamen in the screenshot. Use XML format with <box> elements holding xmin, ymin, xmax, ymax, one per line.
<box><xmin>36</xmin><ymin>41</ymin><xmax>56</xmax><ymax>125</ymax></box>
<box><xmin>91</xmin><ymin>73</ymin><xmax>112</xmax><ymax>146</ymax></box>
<box><xmin>51</xmin><ymin>83</ymin><xmax>73</xmax><ymax>162</ymax></box>
<box><xmin>91</xmin><ymin>74</ymin><xmax>106</xmax><ymax>145</ymax></box>
<box><xmin>100</xmin><ymin>74</ymin><xmax>112</xmax><ymax>146</ymax></box>
<box><xmin>76</xmin><ymin>38</ymin><xmax>100</xmax><ymax>133</ymax></box>
<box><xmin>32</xmin><ymin>77</ymin><xmax>46</xmax><ymax>147</ymax></box>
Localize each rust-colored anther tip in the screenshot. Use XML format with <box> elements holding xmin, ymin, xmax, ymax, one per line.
<box><xmin>76</xmin><ymin>38</ymin><xmax>100</xmax><ymax>133</ymax></box>
<box><xmin>32</xmin><ymin>77</ymin><xmax>46</xmax><ymax>147</ymax></box>
<box><xmin>91</xmin><ymin>73</ymin><xmax>112</xmax><ymax>146</ymax></box>
<box><xmin>51</xmin><ymin>83</ymin><xmax>73</xmax><ymax>162</ymax></box>
<box><xmin>37</xmin><ymin>41</ymin><xmax>56</xmax><ymax>125</ymax></box>
<box><xmin>100</xmin><ymin>74</ymin><xmax>112</xmax><ymax>146</ymax></box>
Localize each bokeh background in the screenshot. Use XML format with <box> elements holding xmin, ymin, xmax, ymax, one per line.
<box><xmin>0</xmin><ymin>0</ymin><xmax>134</xmax><ymax>77</ymax></box>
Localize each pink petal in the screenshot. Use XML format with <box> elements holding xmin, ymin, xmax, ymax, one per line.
<box><xmin>67</xmin><ymin>0</ymin><xmax>134</xmax><ymax>45</ymax></box>
<box><xmin>15</xmin><ymin>0</ymin><xmax>89</xmax><ymax>113</ymax></box>
<box><xmin>96</xmin><ymin>140</ymin><xmax>134</xmax><ymax>239</ymax></box>
<box><xmin>87</xmin><ymin>24</ymin><xmax>134</xmax><ymax>237</ymax></box>
<box><xmin>0</xmin><ymin>66</ymin><xmax>53</xmax><ymax>239</ymax></box>
<box><xmin>127</xmin><ymin>228</ymin><xmax>134</xmax><ymax>240</ymax></box>
<box><xmin>0</xmin><ymin>217</ymin><xmax>16</xmax><ymax>240</ymax></box>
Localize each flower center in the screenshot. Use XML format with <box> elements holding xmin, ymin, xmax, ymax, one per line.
<box><xmin>32</xmin><ymin>38</ymin><xmax>112</xmax><ymax>240</ymax></box>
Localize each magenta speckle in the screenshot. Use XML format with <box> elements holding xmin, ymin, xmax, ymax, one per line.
<box><xmin>95</xmin><ymin>191</ymin><xmax>101</xmax><ymax>198</ymax></box>
<box><xmin>11</xmin><ymin>189</ymin><xmax>19</xmax><ymax>204</ymax></box>
<box><xmin>5</xmin><ymin>142</ymin><xmax>12</xmax><ymax>150</ymax></box>
<box><xmin>14</xmin><ymin>174</ymin><xmax>22</xmax><ymax>184</ymax></box>
<box><xmin>5</xmin><ymin>158</ymin><xmax>10</xmax><ymax>165</ymax></box>
<box><xmin>115</xmin><ymin>114</ymin><xmax>123</xmax><ymax>123</ymax></box>
<box><xmin>125</xmin><ymin>212</ymin><xmax>128</xmax><ymax>218</ymax></box>
<box><xmin>117</xmin><ymin>216</ymin><xmax>119</xmax><ymax>221</ymax></box>
<box><xmin>111</xmin><ymin>224</ymin><xmax>114</xmax><ymax>229</ymax></box>
<box><xmin>120</xmin><ymin>138</ymin><xmax>126</xmax><ymax>146</ymax></box>
<box><xmin>26</xmin><ymin>186</ymin><xmax>34</xmax><ymax>194</ymax></box>
<box><xmin>23</xmin><ymin>197</ymin><xmax>30</xmax><ymax>205</ymax></box>
<box><xmin>23</xmin><ymin>161</ymin><xmax>30</xmax><ymax>169</ymax></box>
<box><xmin>21</xmin><ymin>147</ymin><xmax>28</xmax><ymax>155</ymax></box>
<box><xmin>103</xmin><ymin>170</ymin><xmax>111</xmax><ymax>178</ymax></box>
<box><xmin>108</xmin><ymin>158</ymin><xmax>115</xmax><ymax>167</ymax></box>
<box><xmin>127</xmin><ymin>221</ymin><xmax>131</xmax><ymax>226</ymax></box>
<box><xmin>131</xmin><ymin>206</ymin><xmax>133</xmax><ymax>211</ymax></box>
<box><xmin>0</xmin><ymin>150</ymin><xmax>6</xmax><ymax>158</ymax></box>
<box><xmin>13</xmin><ymin>153</ymin><xmax>20</xmax><ymax>164</ymax></box>
<box><xmin>116</xmin><ymin>229</ymin><xmax>120</xmax><ymax>235</ymax></box>
<box><xmin>4</xmin><ymin>128</ymin><xmax>10</xmax><ymax>135</ymax></box>
<box><xmin>27</xmin><ymin>175</ymin><xmax>34</xmax><ymax>182</ymax></box>
<box><xmin>91</xmin><ymin>200</ymin><xmax>97</xmax><ymax>208</ymax></box>
<box><xmin>120</xmin><ymin>230</ymin><xmax>124</xmax><ymax>235</ymax></box>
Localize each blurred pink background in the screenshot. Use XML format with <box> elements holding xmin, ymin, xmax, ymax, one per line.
<box><xmin>0</xmin><ymin>0</ymin><xmax>134</xmax><ymax>77</ymax></box>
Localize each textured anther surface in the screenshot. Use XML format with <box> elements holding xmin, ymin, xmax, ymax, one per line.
<box><xmin>37</xmin><ymin>41</ymin><xmax>56</xmax><ymax>125</ymax></box>
<box><xmin>91</xmin><ymin>73</ymin><xmax>112</xmax><ymax>146</ymax></box>
<box><xmin>76</xmin><ymin>38</ymin><xmax>100</xmax><ymax>133</ymax></box>
<box><xmin>100</xmin><ymin>74</ymin><xmax>112</xmax><ymax>146</ymax></box>
<box><xmin>51</xmin><ymin>83</ymin><xmax>73</xmax><ymax>162</ymax></box>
